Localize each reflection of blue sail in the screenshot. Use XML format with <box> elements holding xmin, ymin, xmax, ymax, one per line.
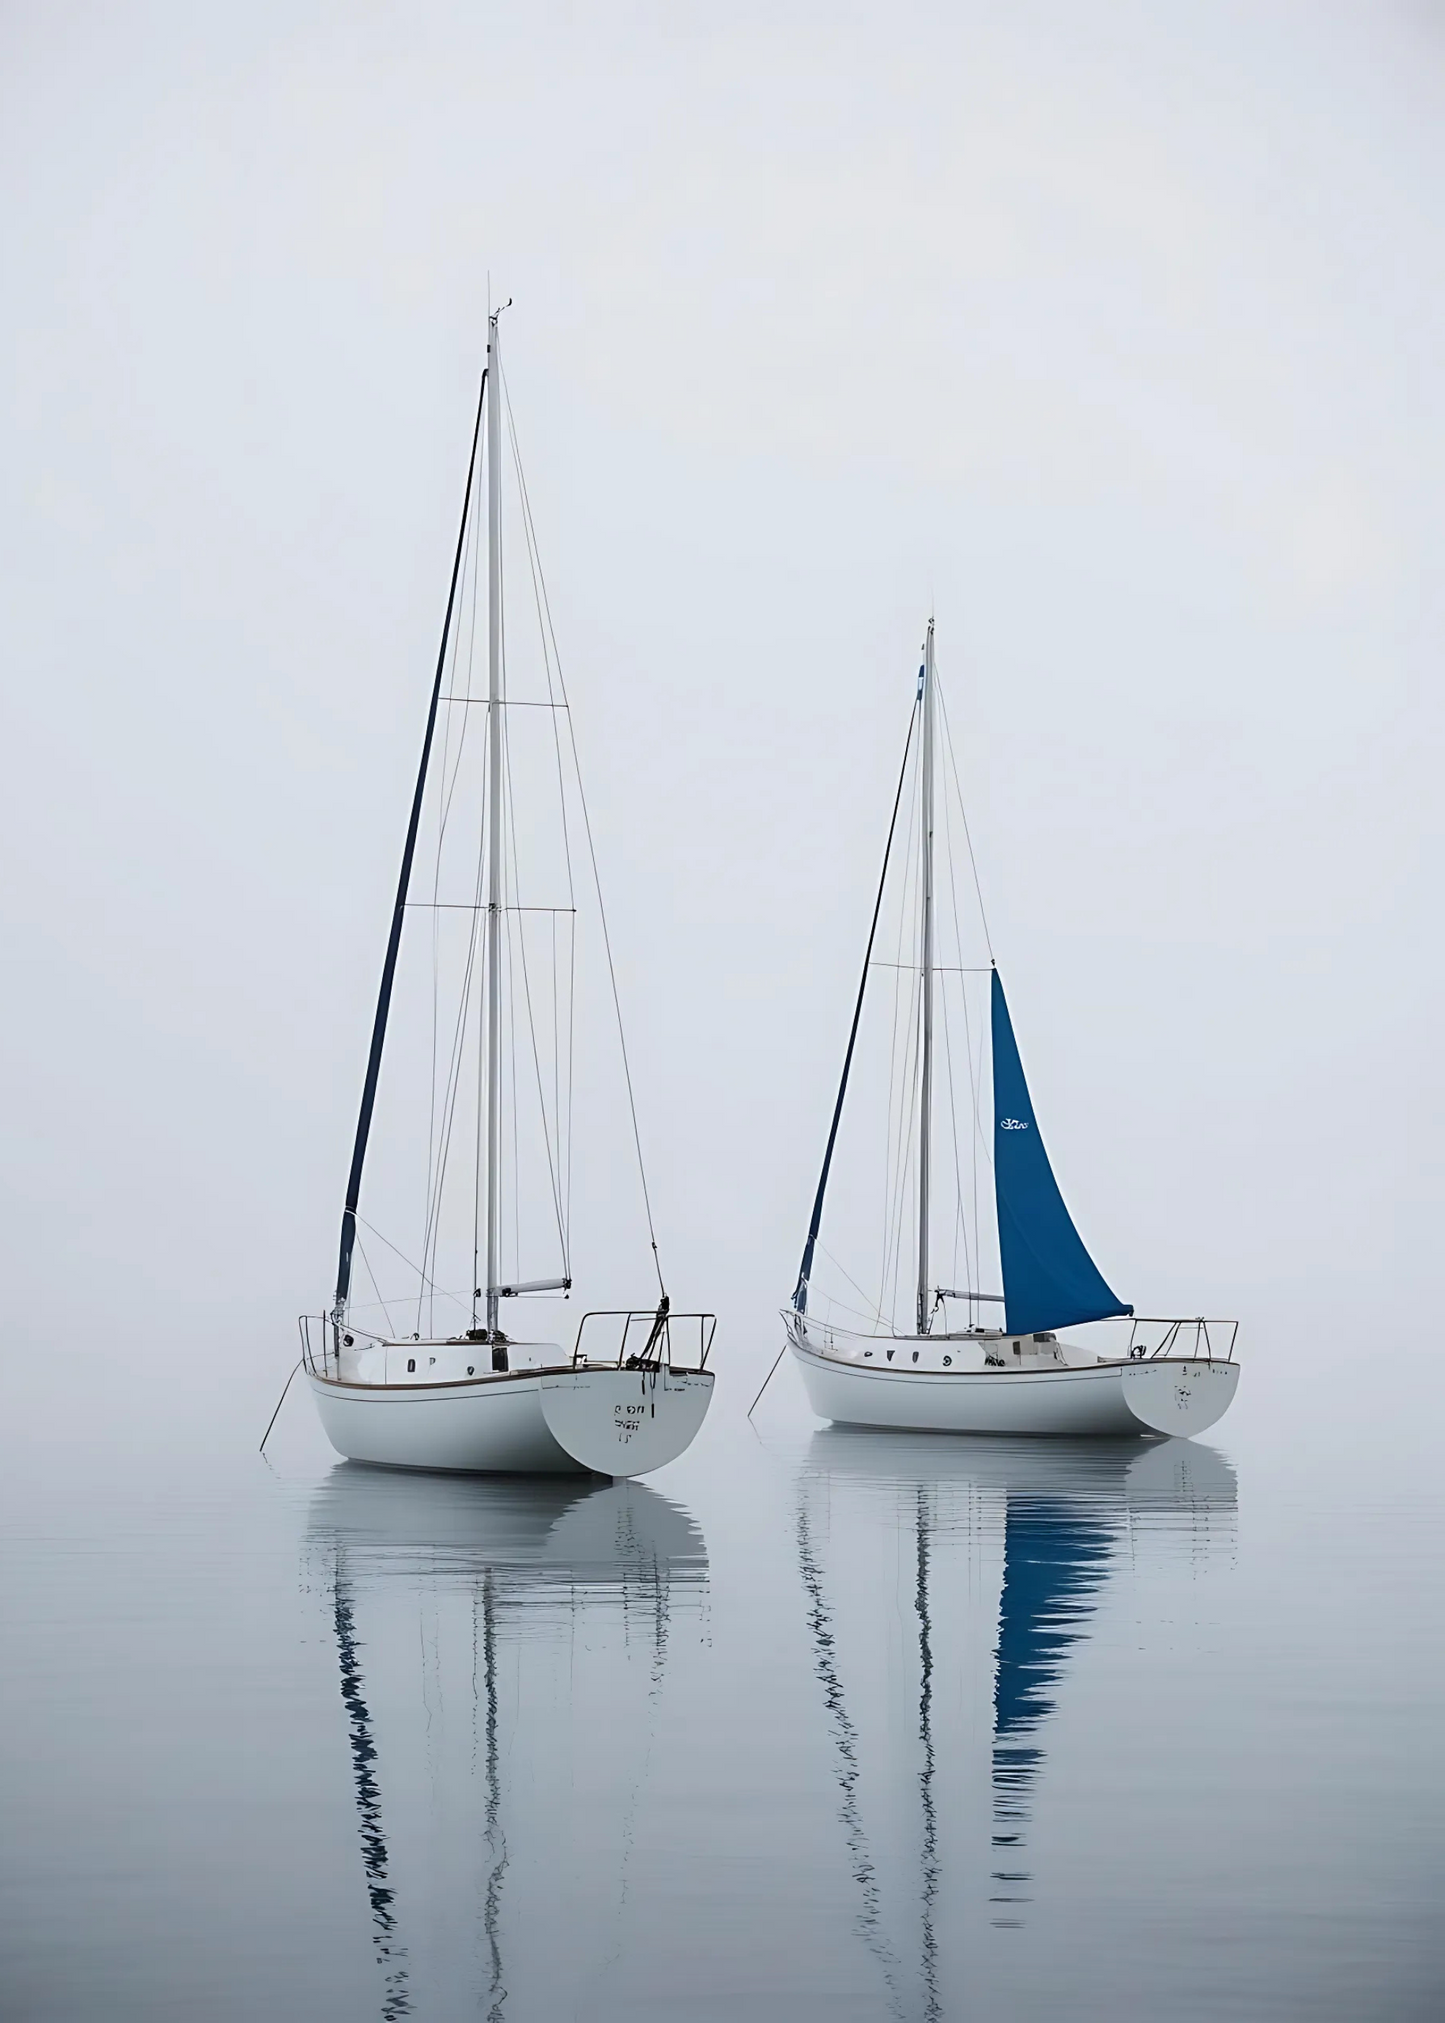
<box><xmin>991</xmin><ymin>1494</ymin><xmax>1116</xmax><ymax>1922</ymax></box>
<box><xmin>797</xmin><ymin>1431</ymin><xmax>1237</xmax><ymax>1979</ymax></box>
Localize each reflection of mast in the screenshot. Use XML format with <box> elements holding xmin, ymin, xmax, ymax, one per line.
<box><xmin>990</xmin><ymin>1495</ymin><xmax>1114</xmax><ymax>1926</ymax></box>
<box><xmin>330</xmin><ymin>1549</ymin><xmax>412</xmax><ymax>2020</ymax></box>
<box><xmin>478</xmin><ymin>1567</ymin><xmax>507</xmax><ymax>2023</ymax></box>
<box><xmin>795</xmin><ymin>1484</ymin><xmax>907</xmax><ymax>2020</ymax></box>
<box><xmin>799</xmin><ymin>1428</ymin><xmax>1238</xmax><ymax>1973</ymax></box>
<box><xmin>311</xmin><ymin>1471</ymin><xmax>708</xmax><ymax>2015</ymax></box>
<box><xmin>913</xmin><ymin>1486</ymin><xmax>941</xmax><ymax>2023</ymax></box>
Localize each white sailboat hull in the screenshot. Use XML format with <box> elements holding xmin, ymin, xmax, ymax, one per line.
<box><xmin>786</xmin><ymin>1328</ymin><xmax>1238</xmax><ymax>1439</ymax></box>
<box><xmin>307</xmin><ymin>1363</ymin><xmax>714</xmax><ymax>1478</ymax></box>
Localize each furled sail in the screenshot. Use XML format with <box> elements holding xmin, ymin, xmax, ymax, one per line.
<box><xmin>991</xmin><ymin>970</ymin><xmax>1131</xmax><ymax>1338</ymax></box>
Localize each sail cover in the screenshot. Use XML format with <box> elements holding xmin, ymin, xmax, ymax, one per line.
<box><xmin>991</xmin><ymin>970</ymin><xmax>1131</xmax><ymax>1338</ymax></box>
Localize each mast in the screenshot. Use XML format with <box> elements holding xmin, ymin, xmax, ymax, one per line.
<box><xmin>484</xmin><ymin>310</ymin><xmax>504</xmax><ymax>1340</ymax></box>
<box><xmin>916</xmin><ymin>618</ymin><xmax>936</xmax><ymax>1336</ymax></box>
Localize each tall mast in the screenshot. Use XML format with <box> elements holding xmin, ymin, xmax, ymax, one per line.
<box><xmin>916</xmin><ymin>618</ymin><xmax>936</xmax><ymax>1336</ymax></box>
<box><xmin>484</xmin><ymin>311</ymin><xmax>504</xmax><ymax>1339</ymax></box>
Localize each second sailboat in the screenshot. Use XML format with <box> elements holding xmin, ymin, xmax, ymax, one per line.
<box><xmin>781</xmin><ymin>622</ymin><xmax>1238</xmax><ymax>1439</ymax></box>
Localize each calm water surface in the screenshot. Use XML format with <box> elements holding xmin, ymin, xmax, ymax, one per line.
<box><xmin>1</xmin><ymin>1336</ymin><xmax>1441</xmax><ymax>2020</ymax></box>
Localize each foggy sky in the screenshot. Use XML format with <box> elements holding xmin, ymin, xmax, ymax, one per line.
<box><xmin>2</xmin><ymin>1</ymin><xmax>1441</xmax><ymax>1403</ymax></box>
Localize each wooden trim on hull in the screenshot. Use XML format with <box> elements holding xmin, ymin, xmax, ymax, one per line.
<box><xmin>310</xmin><ymin>1362</ymin><xmax>579</xmax><ymax>1393</ymax></box>
<box><xmin>786</xmin><ymin>1340</ymin><xmax>1238</xmax><ymax>1439</ymax></box>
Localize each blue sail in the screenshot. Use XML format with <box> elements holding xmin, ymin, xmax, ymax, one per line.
<box><xmin>991</xmin><ymin>970</ymin><xmax>1131</xmax><ymax>1338</ymax></box>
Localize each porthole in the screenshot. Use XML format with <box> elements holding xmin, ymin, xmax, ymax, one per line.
<box><xmin>864</xmin><ymin>1351</ymin><xmax>873</xmax><ymax>1359</ymax></box>
<box><xmin>911</xmin><ymin>1350</ymin><xmax>919</xmax><ymax>1363</ymax></box>
<box><xmin>943</xmin><ymin>1355</ymin><xmax>952</xmax><ymax>1367</ymax></box>
<box><xmin>466</xmin><ymin>1365</ymin><xmax>475</xmax><ymax>1376</ymax></box>
<box><xmin>406</xmin><ymin>1357</ymin><xmax>416</xmax><ymax>1374</ymax></box>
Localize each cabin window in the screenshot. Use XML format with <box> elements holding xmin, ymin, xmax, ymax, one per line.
<box><xmin>406</xmin><ymin>1357</ymin><xmax>416</xmax><ymax>1373</ymax></box>
<box><xmin>466</xmin><ymin>1365</ymin><xmax>475</xmax><ymax>1376</ymax></box>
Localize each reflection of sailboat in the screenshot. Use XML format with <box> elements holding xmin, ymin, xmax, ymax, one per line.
<box><xmin>795</xmin><ymin>1429</ymin><xmax>1236</xmax><ymax>1997</ymax></box>
<box><xmin>306</xmin><ymin>1467</ymin><xmax>707</xmax><ymax>2018</ymax></box>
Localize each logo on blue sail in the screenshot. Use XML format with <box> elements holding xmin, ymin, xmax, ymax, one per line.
<box><xmin>999</xmin><ymin>1117</ymin><xmax>1029</xmax><ymax>1131</ymax></box>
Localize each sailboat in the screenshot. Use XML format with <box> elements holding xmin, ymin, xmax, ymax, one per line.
<box><xmin>780</xmin><ymin>621</ymin><xmax>1238</xmax><ymax>1439</ymax></box>
<box><xmin>301</xmin><ymin>309</ymin><xmax>714</xmax><ymax>1476</ymax></box>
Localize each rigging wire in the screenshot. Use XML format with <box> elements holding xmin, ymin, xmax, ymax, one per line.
<box><xmin>355</xmin><ymin>1236</ymin><xmax>399</xmax><ymax>1341</ymax></box>
<box><xmin>357</xmin><ymin>351</ymin><xmax>663</xmax><ymax>1325</ymax></box>
<box><xmin>341</xmin><ymin>1284</ymin><xmax>476</xmax><ymax>1321</ymax></box>
<box><xmin>817</xmin><ymin>1240</ymin><xmax>890</xmax><ymax>1328</ymax></box>
<box><xmin>789</xmin><ymin>691</ymin><xmax>919</xmax><ymax>1322</ymax></box>
<box><xmin>422</xmin><ymin>428</ymin><xmax>485</xmax><ymax>1334</ymax></box>
<box><xmin>504</xmin><ymin>379</ymin><xmax>577</xmax><ymax>915</ymax></box>
<box><xmin>885</xmin><ymin>1010</ymin><xmax>922</xmax><ymax>1333</ymax></box>
<box><xmin>423</xmin><ymin>567</ymin><xmax>457</xmax><ymax>1308</ymax></box>
<box><xmin>936</xmin><ymin>975</ymin><xmax>973</xmax><ymax>1303</ymax></box>
<box><xmin>501</xmin><ymin>366</ymin><xmax>665</xmax><ymax>1295</ymax></box>
<box><xmin>500</xmin><ymin>700</ymin><xmax>569</xmax><ymax>1273</ymax></box>
<box><xmin>411</xmin><ymin>427</ymin><xmax>494</xmax><ymax>1335</ymax></box>
<box><xmin>936</xmin><ymin>673</ymin><xmax>994</xmax><ymax>962</ymax></box>
<box><xmin>936</xmin><ymin>746</ymin><xmax>977</xmax><ymax>1304</ymax></box>
<box><xmin>937</xmin><ymin>669</ymin><xmax>995</xmax><ymax>1296</ymax></box>
<box><xmin>878</xmin><ymin>735</ymin><xmax>923</xmax><ymax>1328</ymax></box>
<box><xmin>358</xmin><ymin>1213</ymin><xmax>471</xmax><ymax>1322</ymax></box>
<box><xmin>504</xmin><ymin>375</ymin><xmax>578</xmax><ymax>1265</ymax></box>
<box><xmin>813</xmin><ymin>1290</ymin><xmax>898</xmax><ymax>1332</ymax></box>
<box><xmin>418</xmin><ymin>811</ymin><xmax>488</xmax><ymax>1333</ymax></box>
<box><xmin>332</xmin><ymin>362</ymin><xmax>488</xmax><ymax>1323</ymax></box>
